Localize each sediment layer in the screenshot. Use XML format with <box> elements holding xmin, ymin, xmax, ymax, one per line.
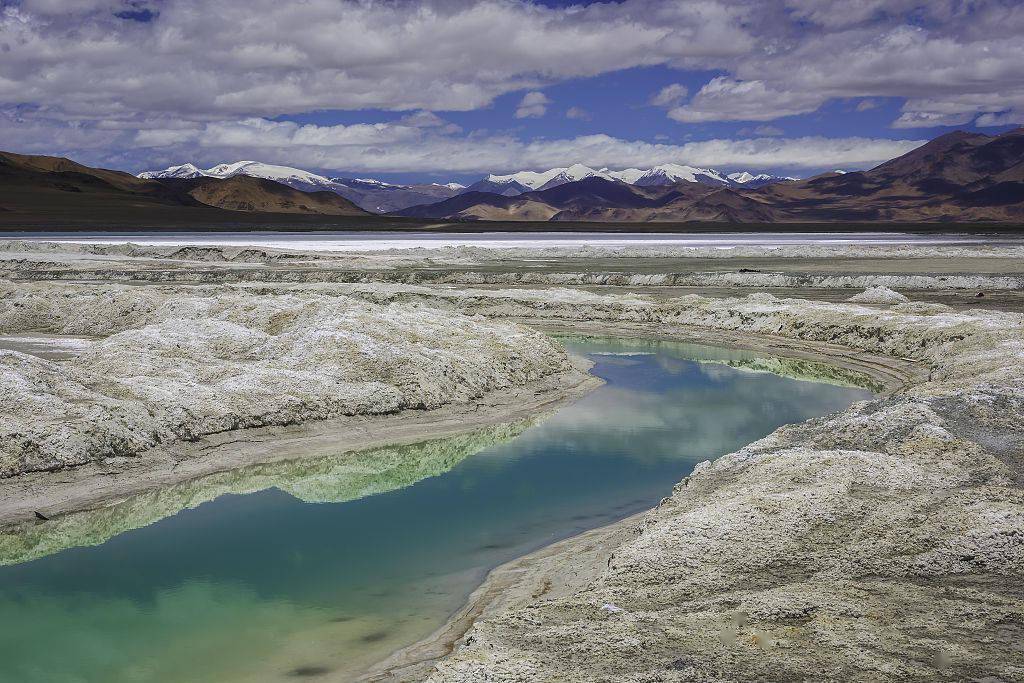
<box><xmin>3</xmin><ymin>240</ymin><xmax>1024</xmax><ymax>293</ymax></box>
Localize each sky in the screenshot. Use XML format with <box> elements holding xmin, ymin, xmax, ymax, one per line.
<box><xmin>1</xmin><ymin>0</ymin><xmax>1022</xmax><ymax>184</ymax></box>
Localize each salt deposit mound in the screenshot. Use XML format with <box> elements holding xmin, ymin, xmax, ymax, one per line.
<box><xmin>848</xmin><ymin>286</ymin><xmax>910</xmax><ymax>304</ymax></box>
<box><xmin>0</xmin><ymin>283</ymin><xmax>573</xmax><ymax>477</ymax></box>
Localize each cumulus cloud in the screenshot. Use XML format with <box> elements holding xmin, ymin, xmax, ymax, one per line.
<box><xmin>9</xmin><ymin>0</ymin><xmax>1018</xmax><ymax>132</ymax></box>
<box><xmin>515</xmin><ymin>92</ymin><xmax>550</xmax><ymax>119</ymax></box>
<box><xmin>650</xmin><ymin>84</ymin><xmax>689</xmax><ymax>108</ymax></box>
<box><xmin>0</xmin><ymin>0</ymin><xmax>1016</xmax><ymax>175</ymax></box>
<box><xmin>669</xmin><ymin>78</ymin><xmax>826</xmax><ymax>122</ymax></box>
<box><xmin>1</xmin><ymin>105</ymin><xmax>924</xmax><ymax>175</ymax></box>
<box><xmin>0</xmin><ymin>0</ymin><xmax>750</xmax><ymax>119</ymax></box>
<box><xmin>148</xmin><ymin>118</ymin><xmax>924</xmax><ymax>173</ymax></box>
<box><xmin>891</xmin><ymin>111</ymin><xmax>975</xmax><ymax>129</ymax></box>
<box><xmin>976</xmin><ymin>111</ymin><xmax>1024</xmax><ymax>127</ymax></box>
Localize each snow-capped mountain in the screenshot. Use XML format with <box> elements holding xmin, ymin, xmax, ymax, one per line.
<box><xmin>462</xmin><ymin>178</ymin><xmax>535</xmax><ymax>196</ymax></box>
<box><xmin>138</xmin><ymin>163</ymin><xmax>205</xmax><ymax>179</ymax></box>
<box><xmin>600</xmin><ymin>168</ymin><xmax>647</xmax><ymax>184</ymax></box>
<box><xmin>484</xmin><ymin>163</ymin><xmax>606</xmax><ymax>191</ymax></box>
<box><xmin>727</xmin><ymin>171</ymin><xmax>797</xmax><ymax>188</ymax></box>
<box><xmin>141</xmin><ymin>160</ymin><xmax>340</xmax><ymax>193</ymax></box>
<box><xmin>467</xmin><ymin>164</ymin><xmax>795</xmax><ymax>194</ymax></box>
<box><xmin>138</xmin><ymin>161</ymin><xmax>464</xmax><ymax>213</ymax></box>
<box><xmin>139</xmin><ymin>158</ymin><xmax>798</xmax><ymax>213</ymax></box>
<box><xmin>632</xmin><ymin>164</ymin><xmax>730</xmax><ymax>187</ymax></box>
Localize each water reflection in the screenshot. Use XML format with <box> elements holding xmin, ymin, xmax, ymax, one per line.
<box><xmin>0</xmin><ymin>338</ymin><xmax>873</xmax><ymax>683</ymax></box>
<box><xmin>0</xmin><ymin>419</ymin><xmax>536</xmax><ymax>566</ymax></box>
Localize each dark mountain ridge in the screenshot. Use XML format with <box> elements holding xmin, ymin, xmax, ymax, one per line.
<box><xmin>397</xmin><ymin>128</ymin><xmax>1024</xmax><ymax>223</ymax></box>
<box><xmin>0</xmin><ymin>151</ymin><xmax>368</xmax><ymax>221</ymax></box>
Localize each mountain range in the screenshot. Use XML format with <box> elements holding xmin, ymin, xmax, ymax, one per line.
<box><xmin>2</xmin><ymin>127</ymin><xmax>1021</xmax><ymax>227</ymax></box>
<box><xmin>139</xmin><ymin>161</ymin><xmax>462</xmax><ymax>213</ymax></box>
<box><xmin>138</xmin><ymin>161</ymin><xmax>796</xmax><ymax>213</ymax></box>
<box><xmin>0</xmin><ymin>150</ymin><xmax>368</xmax><ymax>226</ymax></box>
<box><xmin>396</xmin><ymin>128</ymin><xmax>1024</xmax><ymax>222</ymax></box>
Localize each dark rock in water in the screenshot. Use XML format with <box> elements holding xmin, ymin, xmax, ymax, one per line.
<box><xmin>287</xmin><ymin>665</ymin><xmax>331</xmax><ymax>677</ymax></box>
<box><xmin>33</xmin><ymin>511</ymin><xmax>49</xmax><ymax>521</ymax></box>
<box><xmin>976</xmin><ymin>292</ymin><xmax>986</xmax><ymax>297</ymax></box>
<box><xmin>360</xmin><ymin>629</ymin><xmax>390</xmax><ymax>643</ymax></box>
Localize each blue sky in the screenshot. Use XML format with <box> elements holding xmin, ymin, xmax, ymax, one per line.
<box><xmin>1</xmin><ymin>0</ymin><xmax>1021</xmax><ymax>184</ymax></box>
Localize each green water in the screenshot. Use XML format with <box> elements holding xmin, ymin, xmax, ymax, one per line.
<box><xmin>0</xmin><ymin>339</ymin><xmax>874</xmax><ymax>682</ymax></box>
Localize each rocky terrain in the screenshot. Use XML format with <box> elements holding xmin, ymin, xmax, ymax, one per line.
<box><xmin>3</xmin><ymin>239</ymin><xmax>1024</xmax><ymax>298</ymax></box>
<box><xmin>369</xmin><ymin>287</ymin><xmax>1024</xmax><ymax>682</ymax></box>
<box><xmin>0</xmin><ymin>283</ymin><xmax>576</xmax><ymax>478</ymax></box>
<box><xmin>1</xmin><ymin>238</ymin><xmax>1022</xmax><ymax>681</ymax></box>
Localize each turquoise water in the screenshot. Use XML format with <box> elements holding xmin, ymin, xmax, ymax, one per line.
<box><xmin>0</xmin><ymin>339</ymin><xmax>874</xmax><ymax>682</ymax></box>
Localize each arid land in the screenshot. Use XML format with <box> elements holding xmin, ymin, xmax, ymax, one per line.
<box><xmin>1</xmin><ymin>238</ymin><xmax>1023</xmax><ymax>681</ymax></box>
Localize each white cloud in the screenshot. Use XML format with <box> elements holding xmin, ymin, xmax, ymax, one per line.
<box><xmin>892</xmin><ymin>92</ymin><xmax>1024</xmax><ymax>129</ymax></box>
<box><xmin>134</xmin><ymin>116</ymin><xmax>924</xmax><ymax>172</ymax></box>
<box><xmin>0</xmin><ymin>0</ymin><xmax>1020</xmax><ymax>136</ymax></box>
<box><xmin>566</xmin><ymin>106</ymin><xmax>591</xmax><ymax>121</ymax></box>
<box><xmin>1</xmin><ymin>0</ymin><xmax>1016</xmax><ymax>176</ymax></box>
<box><xmin>891</xmin><ymin>111</ymin><xmax>975</xmax><ymax>129</ymax></box>
<box><xmin>0</xmin><ymin>0</ymin><xmax>750</xmax><ymax>119</ymax></box>
<box><xmin>650</xmin><ymin>83</ymin><xmax>689</xmax><ymax>108</ymax></box>
<box><xmin>669</xmin><ymin>78</ymin><xmax>826</xmax><ymax>122</ymax></box>
<box><xmin>515</xmin><ymin>92</ymin><xmax>550</xmax><ymax>119</ymax></box>
<box><xmin>975</xmin><ymin>111</ymin><xmax>1024</xmax><ymax>127</ymax></box>
<box><xmin>738</xmin><ymin>125</ymin><xmax>784</xmax><ymax>137</ymax></box>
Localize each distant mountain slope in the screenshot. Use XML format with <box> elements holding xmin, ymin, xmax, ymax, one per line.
<box><xmin>140</xmin><ymin>160</ymin><xmax>459</xmax><ymax>213</ymax></box>
<box><xmin>396</xmin><ymin>128</ymin><xmax>1024</xmax><ymax>223</ymax></box>
<box><xmin>758</xmin><ymin>127</ymin><xmax>1024</xmax><ymax>221</ymax></box>
<box><xmin>140</xmin><ymin>159</ymin><xmax>799</xmax><ymax>210</ymax></box>
<box><xmin>168</xmin><ymin>176</ymin><xmax>367</xmax><ymax>215</ymax></box>
<box><xmin>0</xmin><ymin>150</ymin><xmax>368</xmax><ymax>221</ymax></box>
<box><xmin>459</xmin><ymin>178</ymin><xmax>534</xmax><ymax>196</ymax></box>
<box><xmin>399</xmin><ymin>177</ymin><xmax>714</xmax><ymax>221</ymax></box>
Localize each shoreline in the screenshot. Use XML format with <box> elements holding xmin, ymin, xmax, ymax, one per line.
<box><xmin>357</xmin><ymin>320</ymin><xmax>923</xmax><ymax>683</ymax></box>
<box><xmin>0</xmin><ymin>363</ymin><xmax>599</xmax><ymax>531</ymax></box>
<box><xmin>4</xmin><ymin>240</ymin><xmax>1020</xmax><ymax>680</ymax></box>
<box><xmin>0</xmin><ymin>316</ymin><xmax>913</xmax><ymax>683</ymax></box>
<box><xmin>412</xmin><ymin>290</ymin><xmax>1024</xmax><ymax>681</ymax></box>
<box><xmin>2</xmin><ymin>222</ymin><xmax>1024</xmax><ymax>235</ymax></box>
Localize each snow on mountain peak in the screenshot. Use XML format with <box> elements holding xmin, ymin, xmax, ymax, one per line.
<box><xmin>477</xmin><ymin>163</ymin><xmax>801</xmax><ymax>192</ymax></box>
<box><xmin>138</xmin><ymin>162</ymin><xmax>203</xmax><ymax>179</ymax></box>
<box><xmin>600</xmin><ymin>167</ymin><xmax>647</xmax><ymax>184</ymax></box>
<box><xmin>727</xmin><ymin>171</ymin><xmax>756</xmax><ymax>184</ymax></box>
<box><xmin>486</xmin><ymin>164</ymin><xmax>602</xmax><ymax>190</ymax></box>
<box><xmin>138</xmin><ymin>160</ymin><xmax>336</xmax><ymax>188</ymax></box>
<box><xmin>637</xmin><ymin>164</ymin><xmax>730</xmax><ymax>185</ymax></box>
<box><xmin>352</xmin><ymin>177</ymin><xmax>398</xmax><ymax>187</ymax></box>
